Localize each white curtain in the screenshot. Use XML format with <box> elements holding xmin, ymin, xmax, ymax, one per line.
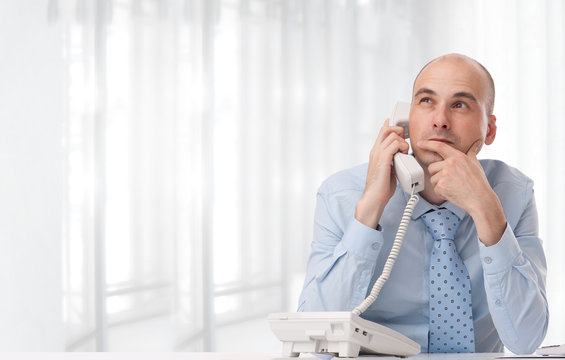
<box><xmin>1</xmin><ymin>0</ymin><xmax>564</xmax><ymax>352</ymax></box>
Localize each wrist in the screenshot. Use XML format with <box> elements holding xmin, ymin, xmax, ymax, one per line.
<box><xmin>355</xmin><ymin>194</ymin><xmax>386</xmax><ymax>229</ymax></box>
<box><xmin>469</xmin><ymin>192</ymin><xmax>506</xmax><ymax>246</ymax></box>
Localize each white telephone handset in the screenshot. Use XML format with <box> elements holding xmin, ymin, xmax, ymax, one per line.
<box><xmin>390</xmin><ymin>102</ymin><xmax>425</xmax><ymax>194</ymax></box>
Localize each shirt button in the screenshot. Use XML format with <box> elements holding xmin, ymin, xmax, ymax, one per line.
<box><xmin>495</xmin><ymin>299</ymin><xmax>502</xmax><ymax>306</ymax></box>
<box><xmin>484</xmin><ymin>256</ymin><xmax>492</xmax><ymax>264</ymax></box>
<box><xmin>372</xmin><ymin>242</ymin><xmax>380</xmax><ymax>250</ymax></box>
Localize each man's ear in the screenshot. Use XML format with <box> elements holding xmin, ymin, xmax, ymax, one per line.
<box><xmin>484</xmin><ymin>115</ymin><xmax>497</xmax><ymax>145</ymax></box>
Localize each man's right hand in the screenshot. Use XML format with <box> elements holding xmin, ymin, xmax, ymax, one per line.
<box><xmin>354</xmin><ymin>119</ymin><xmax>409</xmax><ymax>229</ymax></box>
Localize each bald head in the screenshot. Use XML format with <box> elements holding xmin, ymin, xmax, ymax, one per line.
<box><xmin>413</xmin><ymin>54</ymin><xmax>495</xmax><ymax>115</ymax></box>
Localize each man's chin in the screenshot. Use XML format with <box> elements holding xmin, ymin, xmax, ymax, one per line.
<box><xmin>415</xmin><ymin>152</ymin><xmax>443</xmax><ymax>168</ymax></box>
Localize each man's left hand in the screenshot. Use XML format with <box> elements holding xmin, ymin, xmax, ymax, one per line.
<box><xmin>418</xmin><ymin>139</ymin><xmax>507</xmax><ymax>246</ymax></box>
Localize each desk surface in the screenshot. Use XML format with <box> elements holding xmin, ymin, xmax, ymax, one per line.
<box><xmin>3</xmin><ymin>353</ymin><xmax>519</xmax><ymax>360</ymax></box>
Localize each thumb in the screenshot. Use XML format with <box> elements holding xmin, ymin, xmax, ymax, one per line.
<box><xmin>467</xmin><ymin>139</ymin><xmax>482</xmax><ymax>157</ymax></box>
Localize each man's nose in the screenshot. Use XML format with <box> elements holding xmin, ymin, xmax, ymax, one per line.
<box><xmin>432</xmin><ymin>104</ymin><xmax>450</xmax><ymax>129</ymax></box>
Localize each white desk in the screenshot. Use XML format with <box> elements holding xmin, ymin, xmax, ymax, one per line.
<box><xmin>2</xmin><ymin>353</ymin><xmax>514</xmax><ymax>360</ymax></box>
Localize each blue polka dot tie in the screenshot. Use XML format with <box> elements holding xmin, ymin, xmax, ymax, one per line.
<box><xmin>421</xmin><ymin>209</ymin><xmax>475</xmax><ymax>353</ymax></box>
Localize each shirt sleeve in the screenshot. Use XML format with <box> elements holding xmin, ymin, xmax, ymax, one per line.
<box><xmin>297</xmin><ymin>190</ymin><xmax>384</xmax><ymax>312</ymax></box>
<box><xmin>479</xmin><ymin>194</ymin><xmax>548</xmax><ymax>354</ymax></box>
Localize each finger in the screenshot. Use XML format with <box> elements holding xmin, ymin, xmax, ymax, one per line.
<box><xmin>372</xmin><ymin>119</ymin><xmax>390</xmax><ymax>153</ymax></box>
<box><xmin>429</xmin><ymin>172</ymin><xmax>448</xmax><ymax>200</ymax></box>
<box><xmin>373</xmin><ymin>132</ymin><xmax>404</xmax><ymax>158</ymax></box>
<box><xmin>374</xmin><ymin>118</ymin><xmax>388</xmax><ymax>141</ymax></box>
<box><xmin>384</xmin><ymin>138</ymin><xmax>410</xmax><ymax>156</ymax></box>
<box><xmin>377</xmin><ymin>120</ymin><xmax>405</xmax><ymax>145</ymax></box>
<box><xmin>427</xmin><ymin>160</ymin><xmax>444</xmax><ymax>176</ymax></box>
<box><xmin>381</xmin><ymin>131</ymin><xmax>408</xmax><ymax>150</ymax></box>
<box><xmin>417</xmin><ymin>139</ymin><xmax>461</xmax><ymax>159</ymax></box>
<box><xmin>389</xmin><ymin>125</ymin><xmax>406</xmax><ymax>139</ymax></box>
<box><xmin>466</xmin><ymin>139</ymin><xmax>483</xmax><ymax>157</ymax></box>
<box><xmin>376</xmin><ymin>118</ymin><xmax>392</xmax><ymax>144</ymax></box>
<box><xmin>429</xmin><ymin>171</ymin><xmax>441</xmax><ymax>188</ymax></box>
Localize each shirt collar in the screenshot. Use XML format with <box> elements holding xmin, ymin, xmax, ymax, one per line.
<box><xmin>405</xmin><ymin>191</ymin><xmax>466</xmax><ymax>221</ymax></box>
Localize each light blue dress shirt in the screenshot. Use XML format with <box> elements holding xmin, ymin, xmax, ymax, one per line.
<box><xmin>298</xmin><ymin>159</ymin><xmax>548</xmax><ymax>354</ymax></box>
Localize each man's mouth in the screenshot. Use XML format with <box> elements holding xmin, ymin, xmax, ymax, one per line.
<box><xmin>427</xmin><ymin>137</ymin><xmax>454</xmax><ymax>145</ymax></box>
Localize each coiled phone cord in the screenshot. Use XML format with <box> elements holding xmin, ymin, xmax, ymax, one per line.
<box><xmin>352</xmin><ymin>188</ymin><xmax>420</xmax><ymax>316</ymax></box>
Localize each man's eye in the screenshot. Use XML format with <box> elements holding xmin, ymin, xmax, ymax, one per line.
<box><xmin>453</xmin><ymin>101</ymin><xmax>467</xmax><ymax>109</ymax></box>
<box><xmin>420</xmin><ymin>97</ymin><xmax>432</xmax><ymax>104</ymax></box>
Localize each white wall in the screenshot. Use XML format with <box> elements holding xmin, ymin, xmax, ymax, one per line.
<box><xmin>0</xmin><ymin>0</ymin><xmax>65</xmax><ymax>350</ymax></box>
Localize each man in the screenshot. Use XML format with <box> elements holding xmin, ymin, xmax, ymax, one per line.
<box><xmin>297</xmin><ymin>54</ymin><xmax>548</xmax><ymax>354</ymax></box>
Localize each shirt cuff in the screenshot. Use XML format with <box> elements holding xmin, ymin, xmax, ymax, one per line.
<box><xmin>478</xmin><ymin>223</ymin><xmax>522</xmax><ymax>274</ymax></box>
<box><xmin>338</xmin><ymin>217</ymin><xmax>385</xmax><ymax>261</ymax></box>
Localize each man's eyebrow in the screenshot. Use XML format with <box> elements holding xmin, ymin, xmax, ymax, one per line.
<box><xmin>414</xmin><ymin>88</ymin><xmax>436</xmax><ymax>98</ymax></box>
<box><xmin>453</xmin><ymin>92</ymin><xmax>478</xmax><ymax>103</ymax></box>
<box><xmin>414</xmin><ymin>88</ymin><xmax>479</xmax><ymax>104</ymax></box>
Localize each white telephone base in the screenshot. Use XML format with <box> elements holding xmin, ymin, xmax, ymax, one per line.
<box><xmin>268</xmin><ymin>311</ymin><xmax>421</xmax><ymax>358</ymax></box>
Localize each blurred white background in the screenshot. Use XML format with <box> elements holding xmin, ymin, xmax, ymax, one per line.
<box><xmin>1</xmin><ymin>0</ymin><xmax>564</xmax><ymax>352</ymax></box>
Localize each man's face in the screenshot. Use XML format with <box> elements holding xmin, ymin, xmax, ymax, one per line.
<box><xmin>409</xmin><ymin>56</ymin><xmax>496</xmax><ymax>167</ymax></box>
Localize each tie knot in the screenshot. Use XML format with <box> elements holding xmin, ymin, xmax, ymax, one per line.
<box><xmin>421</xmin><ymin>209</ymin><xmax>460</xmax><ymax>241</ymax></box>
